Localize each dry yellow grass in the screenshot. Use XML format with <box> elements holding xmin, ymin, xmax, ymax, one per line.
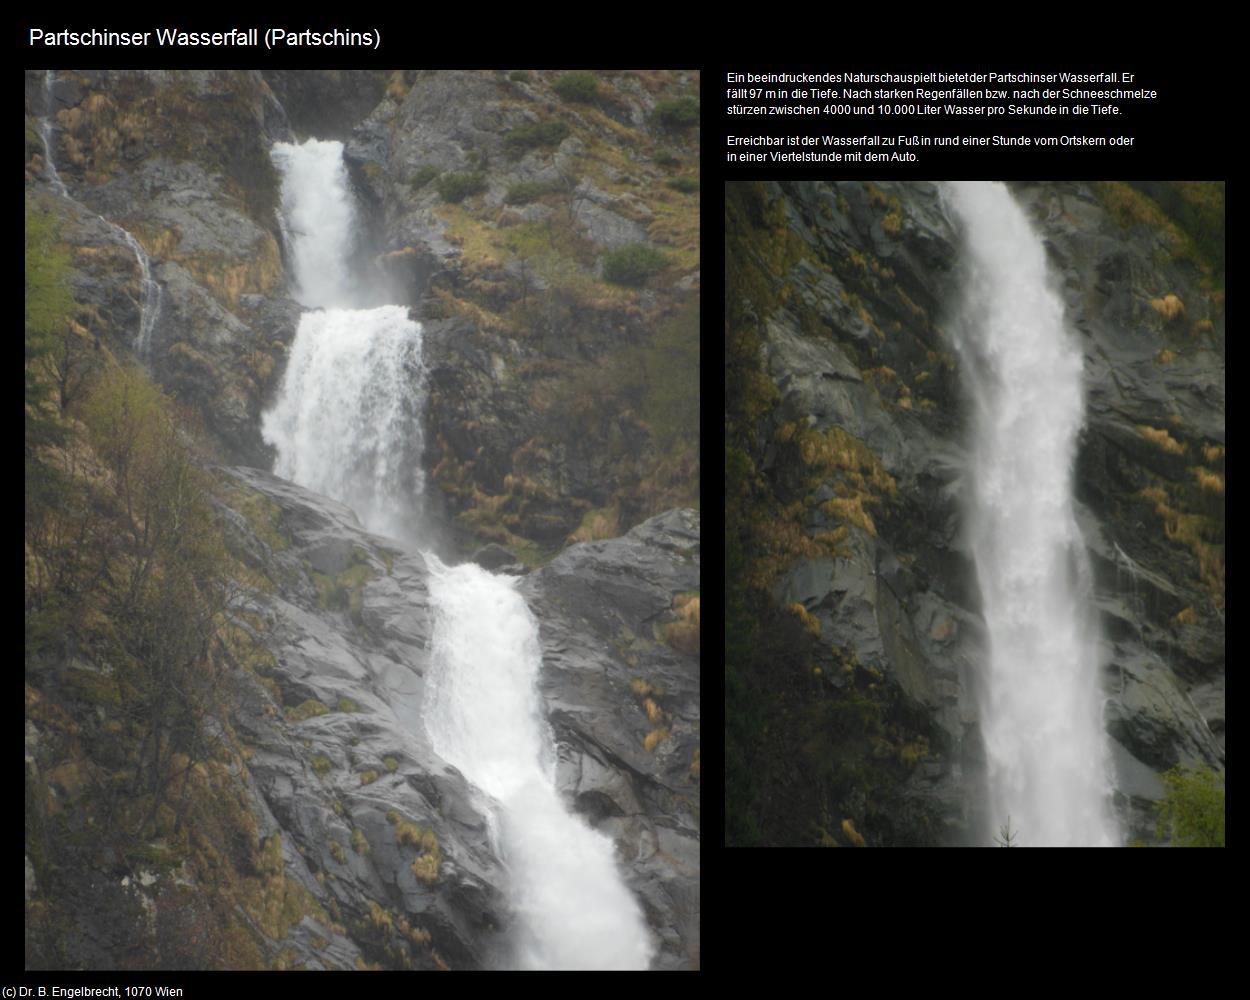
<box><xmin>643</xmin><ymin>728</ymin><xmax>669</xmax><ymax>752</ymax></box>
<box><xmin>786</xmin><ymin>601</ymin><xmax>822</xmax><ymax>637</ymax></box>
<box><xmin>1175</xmin><ymin>606</ymin><xmax>1199</xmax><ymax>625</ymax></box>
<box><xmin>1137</xmin><ymin>425</ymin><xmax>1186</xmax><ymax>455</ymax></box>
<box><xmin>1193</xmin><ymin>467</ymin><xmax>1225</xmax><ymax>495</ymax></box>
<box><xmin>1150</xmin><ymin>294</ymin><xmax>1185</xmax><ymax>321</ymax></box>
<box><xmin>841</xmin><ymin>818</ymin><xmax>866</xmax><ymax>847</ymax></box>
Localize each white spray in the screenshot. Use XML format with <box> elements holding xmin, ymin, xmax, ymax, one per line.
<box><xmin>943</xmin><ymin>181</ymin><xmax>1119</xmax><ymax>847</ymax></box>
<box><xmin>264</xmin><ymin>138</ymin><xmax>652</xmax><ymax>963</ymax></box>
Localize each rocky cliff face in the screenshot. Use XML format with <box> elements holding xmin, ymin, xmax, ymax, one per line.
<box><xmin>25</xmin><ymin>69</ymin><xmax>698</xmax><ymax>968</ymax></box>
<box><xmin>726</xmin><ymin>180</ymin><xmax>1224</xmax><ymax>846</ymax></box>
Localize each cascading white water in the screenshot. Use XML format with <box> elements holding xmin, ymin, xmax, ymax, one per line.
<box><xmin>424</xmin><ymin>559</ymin><xmax>653</xmax><ymax>969</ymax></box>
<box><xmin>262</xmin><ymin>304</ymin><xmax>424</xmax><ymax>541</ymax></box>
<box><xmin>263</xmin><ymin>138</ymin><xmax>652</xmax><ymax>964</ymax></box>
<box><xmin>943</xmin><ymin>181</ymin><xmax>1119</xmax><ymax>847</ymax></box>
<box><xmin>269</xmin><ymin>140</ymin><xmax>360</xmax><ymax>309</ymax></box>
<box><xmin>38</xmin><ymin>70</ymin><xmax>162</xmax><ymax>353</ymax></box>
<box><xmin>262</xmin><ymin>140</ymin><xmax>425</xmax><ymax>542</ymax></box>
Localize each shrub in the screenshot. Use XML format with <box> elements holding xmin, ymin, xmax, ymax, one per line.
<box><xmin>351</xmin><ymin>828</ymin><xmax>369</xmax><ymax>855</ymax></box>
<box><xmin>311</xmin><ymin>755</ymin><xmax>332</xmax><ymax>777</ymax></box>
<box><xmin>436</xmin><ymin>171</ymin><xmax>487</xmax><ymax>203</ymax></box>
<box><xmin>409</xmin><ymin>165</ymin><xmax>439</xmax><ymax>191</ymax></box>
<box><xmin>359</xmin><ymin>769</ymin><xmax>379</xmax><ymax>786</ymax></box>
<box><xmin>654</xmin><ymin>150</ymin><xmax>682</xmax><ymax>169</ymax></box>
<box><xmin>1155</xmin><ymin>765</ymin><xmax>1225</xmax><ymax>846</ymax></box>
<box><xmin>383</xmin><ymin>756</ymin><xmax>399</xmax><ymax>772</ymax></box>
<box><xmin>666</xmin><ymin>176</ymin><xmax>699</xmax><ymax>193</ymax></box>
<box><xmin>602</xmin><ymin>243</ymin><xmax>669</xmax><ymax>286</ymax></box>
<box><xmin>508</xmin><ymin>69</ymin><xmax>531</xmax><ymax>83</ymax></box>
<box><xmin>504</xmin><ymin>120</ymin><xmax>570</xmax><ymax>153</ymax></box>
<box><xmin>552</xmin><ymin>71</ymin><xmax>598</xmax><ymax>103</ymax></box>
<box><xmin>336</xmin><ymin>697</ymin><xmax>358</xmax><ymax>713</ymax></box>
<box><xmin>653</xmin><ymin>97</ymin><xmax>699</xmax><ymax>128</ymax></box>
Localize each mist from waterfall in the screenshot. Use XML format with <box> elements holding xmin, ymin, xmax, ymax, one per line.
<box><xmin>943</xmin><ymin>181</ymin><xmax>1120</xmax><ymax>847</ymax></box>
<box><xmin>262</xmin><ymin>138</ymin><xmax>653</xmax><ymax>964</ymax></box>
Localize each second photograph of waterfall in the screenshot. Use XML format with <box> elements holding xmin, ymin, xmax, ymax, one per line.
<box><xmin>725</xmin><ymin>180</ymin><xmax>1225</xmax><ymax>848</ymax></box>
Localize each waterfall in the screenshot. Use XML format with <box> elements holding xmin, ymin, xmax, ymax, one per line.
<box><xmin>38</xmin><ymin>71</ymin><xmax>68</xmax><ymax>199</ymax></box>
<box><xmin>424</xmin><ymin>558</ymin><xmax>653</xmax><ymax>969</ymax></box>
<box><xmin>269</xmin><ymin>139</ymin><xmax>360</xmax><ymax>309</ymax></box>
<box><xmin>943</xmin><ymin>181</ymin><xmax>1119</xmax><ymax>847</ymax></box>
<box><xmin>261</xmin><ymin>140</ymin><xmax>425</xmax><ymax>542</ymax></box>
<box><xmin>263</xmin><ymin>138</ymin><xmax>652</xmax><ymax>965</ymax></box>
<box><xmin>37</xmin><ymin>70</ymin><xmax>162</xmax><ymax>354</ymax></box>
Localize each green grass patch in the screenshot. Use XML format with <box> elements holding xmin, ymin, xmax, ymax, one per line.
<box><xmin>504</xmin><ymin>179</ymin><xmax>560</xmax><ymax>205</ymax></box>
<box><xmin>287</xmin><ymin>700</ymin><xmax>330</xmax><ymax>723</ymax></box>
<box><xmin>603</xmin><ymin>243</ymin><xmax>669</xmax><ymax>286</ymax></box>
<box><xmin>504</xmin><ymin>120</ymin><xmax>570</xmax><ymax>153</ymax></box>
<box><xmin>436</xmin><ymin>171</ymin><xmax>487</xmax><ymax>204</ymax></box>
<box><xmin>409</xmin><ymin>165</ymin><xmax>439</xmax><ymax>191</ymax></box>
<box><xmin>552</xmin><ymin>71</ymin><xmax>599</xmax><ymax>103</ymax></box>
<box><xmin>653</xmin><ymin>97</ymin><xmax>699</xmax><ymax>128</ymax></box>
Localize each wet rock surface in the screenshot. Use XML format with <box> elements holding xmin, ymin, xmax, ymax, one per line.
<box><xmin>523</xmin><ymin>508</ymin><xmax>700</xmax><ymax>969</ymax></box>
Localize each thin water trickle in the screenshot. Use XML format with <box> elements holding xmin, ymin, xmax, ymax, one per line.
<box><xmin>943</xmin><ymin>181</ymin><xmax>1119</xmax><ymax>847</ymax></box>
<box><xmin>37</xmin><ymin>70</ymin><xmax>162</xmax><ymax>353</ymax></box>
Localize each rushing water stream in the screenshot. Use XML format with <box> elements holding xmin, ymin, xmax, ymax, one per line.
<box><xmin>262</xmin><ymin>138</ymin><xmax>653</xmax><ymax>964</ymax></box>
<box><xmin>943</xmin><ymin>181</ymin><xmax>1119</xmax><ymax>847</ymax></box>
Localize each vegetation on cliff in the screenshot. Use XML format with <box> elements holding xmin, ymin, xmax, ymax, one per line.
<box><xmin>388</xmin><ymin>70</ymin><xmax>700</xmax><ymax>559</ymax></box>
<box><xmin>25</xmin><ymin>193</ymin><xmax>338</xmax><ymax>967</ymax></box>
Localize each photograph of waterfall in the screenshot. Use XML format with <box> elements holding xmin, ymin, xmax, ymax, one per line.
<box><xmin>26</xmin><ymin>69</ymin><xmax>699</xmax><ymax>969</ymax></box>
<box><xmin>726</xmin><ymin>180</ymin><xmax>1224</xmax><ymax>848</ymax></box>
